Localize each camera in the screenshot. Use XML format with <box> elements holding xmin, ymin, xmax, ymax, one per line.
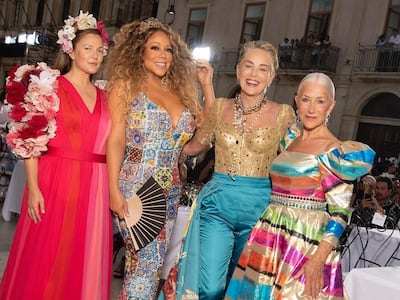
<box><xmin>361</xmin><ymin>174</ymin><xmax>376</xmax><ymax>200</ymax></box>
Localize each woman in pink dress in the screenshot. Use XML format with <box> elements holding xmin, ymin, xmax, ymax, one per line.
<box><xmin>0</xmin><ymin>11</ymin><xmax>112</xmax><ymax>300</ymax></box>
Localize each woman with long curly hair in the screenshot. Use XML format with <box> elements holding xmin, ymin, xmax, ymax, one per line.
<box><xmin>104</xmin><ymin>17</ymin><xmax>213</xmax><ymax>299</ymax></box>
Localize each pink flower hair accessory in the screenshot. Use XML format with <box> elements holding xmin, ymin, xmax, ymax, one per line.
<box><xmin>56</xmin><ymin>10</ymin><xmax>109</xmax><ymax>55</ymax></box>
<box><xmin>6</xmin><ymin>63</ymin><xmax>60</xmax><ymax>158</ymax></box>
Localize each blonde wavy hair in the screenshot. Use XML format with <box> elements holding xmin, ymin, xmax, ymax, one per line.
<box><xmin>238</xmin><ymin>40</ymin><xmax>279</xmax><ymax>75</ymax></box>
<box><xmin>104</xmin><ymin>17</ymin><xmax>201</xmax><ymax>120</ymax></box>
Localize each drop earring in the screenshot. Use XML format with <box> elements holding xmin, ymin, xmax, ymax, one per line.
<box><xmin>161</xmin><ymin>72</ymin><xmax>170</xmax><ymax>89</ymax></box>
<box><xmin>325</xmin><ymin>114</ymin><xmax>330</xmax><ymax>126</ymax></box>
<box><xmin>295</xmin><ymin>110</ymin><xmax>300</xmax><ymax>123</ymax></box>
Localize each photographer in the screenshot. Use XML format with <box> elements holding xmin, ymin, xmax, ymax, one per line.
<box><xmin>351</xmin><ymin>176</ymin><xmax>400</xmax><ymax>229</ymax></box>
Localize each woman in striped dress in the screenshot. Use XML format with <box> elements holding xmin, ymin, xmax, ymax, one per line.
<box><xmin>225</xmin><ymin>73</ymin><xmax>375</xmax><ymax>300</ymax></box>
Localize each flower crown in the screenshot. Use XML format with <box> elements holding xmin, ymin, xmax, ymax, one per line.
<box><xmin>134</xmin><ymin>18</ymin><xmax>166</xmax><ymax>36</ymax></box>
<box><xmin>57</xmin><ymin>10</ymin><xmax>109</xmax><ymax>55</ymax></box>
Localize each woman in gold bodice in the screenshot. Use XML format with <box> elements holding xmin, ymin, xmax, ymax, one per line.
<box><xmin>160</xmin><ymin>40</ymin><xmax>295</xmax><ymax>300</ymax></box>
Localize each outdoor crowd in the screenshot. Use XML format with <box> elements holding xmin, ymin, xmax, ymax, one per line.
<box><xmin>375</xmin><ymin>28</ymin><xmax>400</xmax><ymax>72</ymax></box>
<box><xmin>348</xmin><ymin>158</ymin><xmax>400</xmax><ymax>231</ymax></box>
<box><xmin>0</xmin><ymin>11</ymin><xmax>377</xmax><ymax>300</ymax></box>
<box><xmin>278</xmin><ymin>34</ymin><xmax>332</xmax><ymax>68</ymax></box>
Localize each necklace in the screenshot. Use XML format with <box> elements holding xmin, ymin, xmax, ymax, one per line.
<box><xmin>244</xmin><ymin>103</ymin><xmax>266</xmax><ymax>134</ymax></box>
<box><xmin>233</xmin><ymin>94</ymin><xmax>267</xmax><ymax>135</ymax></box>
<box><xmin>235</xmin><ymin>94</ymin><xmax>267</xmax><ymax>115</ymax></box>
<box><xmin>228</xmin><ymin>98</ymin><xmax>267</xmax><ymax>180</ymax></box>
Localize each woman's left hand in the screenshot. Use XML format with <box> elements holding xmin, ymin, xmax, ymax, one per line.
<box><xmin>295</xmin><ymin>257</ymin><xmax>325</xmax><ymax>299</ymax></box>
<box><xmin>294</xmin><ymin>240</ymin><xmax>332</xmax><ymax>299</ymax></box>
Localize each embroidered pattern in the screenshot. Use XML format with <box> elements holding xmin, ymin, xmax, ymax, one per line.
<box><xmin>127</xmin><ymin>147</ymin><xmax>143</xmax><ymax>162</ymax></box>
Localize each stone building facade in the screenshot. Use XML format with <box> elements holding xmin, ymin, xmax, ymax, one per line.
<box><xmin>160</xmin><ymin>0</ymin><xmax>400</xmax><ymax>160</ymax></box>
<box><xmin>0</xmin><ymin>0</ymin><xmax>399</xmax><ymax>160</ymax></box>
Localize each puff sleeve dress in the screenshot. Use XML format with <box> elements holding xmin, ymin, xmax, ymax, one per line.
<box><xmin>225</xmin><ymin>125</ymin><xmax>375</xmax><ymax>300</ymax></box>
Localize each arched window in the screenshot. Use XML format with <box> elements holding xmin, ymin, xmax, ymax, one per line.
<box><xmin>361</xmin><ymin>92</ymin><xmax>400</xmax><ymax>119</ymax></box>
<box><xmin>357</xmin><ymin>93</ymin><xmax>400</xmax><ymax>159</ymax></box>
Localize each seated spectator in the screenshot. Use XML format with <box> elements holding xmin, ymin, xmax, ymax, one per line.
<box><xmin>351</xmin><ymin>177</ymin><xmax>400</xmax><ymax>229</ymax></box>
<box><xmin>380</xmin><ymin>161</ymin><xmax>397</xmax><ymax>179</ymax></box>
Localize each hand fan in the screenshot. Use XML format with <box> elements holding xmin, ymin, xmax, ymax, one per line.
<box><xmin>124</xmin><ymin>176</ymin><xmax>166</xmax><ymax>251</ymax></box>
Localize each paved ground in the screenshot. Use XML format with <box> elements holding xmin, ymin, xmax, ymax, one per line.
<box><xmin>0</xmin><ymin>202</ymin><xmax>123</xmax><ymax>299</ymax></box>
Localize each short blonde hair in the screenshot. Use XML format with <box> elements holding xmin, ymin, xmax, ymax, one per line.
<box><xmin>237</xmin><ymin>40</ymin><xmax>279</xmax><ymax>75</ymax></box>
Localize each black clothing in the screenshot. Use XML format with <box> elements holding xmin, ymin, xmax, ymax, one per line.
<box><xmin>351</xmin><ymin>199</ymin><xmax>400</xmax><ymax>229</ymax></box>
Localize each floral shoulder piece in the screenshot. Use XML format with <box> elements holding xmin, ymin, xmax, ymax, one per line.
<box><xmin>5</xmin><ymin>62</ymin><xmax>60</xmax><ymax>158</ymax></box>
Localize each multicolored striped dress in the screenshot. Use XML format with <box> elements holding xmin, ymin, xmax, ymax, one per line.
<box><xmin>225</xmin><ymin>126</ymin><xmax>375</xmax><ymax>300</ymax></box>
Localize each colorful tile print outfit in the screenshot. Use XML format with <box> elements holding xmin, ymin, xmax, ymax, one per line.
<box><xmin>225</xmin><ymin>125</ymin><xmax>375</xmax><ymax>300</ymax></box>
<box><xmin>0</xmin><ymin>76</ymin><xmax>112</xmax><ymax>300</ymax></box>
<box><xmin>160</xmin><ymin>98</ymin><xmax>295</xmax><ymax>299</ymax></box>
<box><xmin>117</xmin><ymin>92</ymin><xmax>195</xmax><ymax>299</ymax></box>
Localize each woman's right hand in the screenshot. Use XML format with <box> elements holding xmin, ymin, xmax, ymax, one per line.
<box><xmin>196</xmin><ymin>59</ymin><xmax>214</xmax><ymax>87</ymax></box>
<box><xmin>110</xmin><ymin>190</ymin><xmax>129</xmax><ymax>219</ymax></box>
<box><xmin>27</xmin><ymin>187</ymin><xmax>45</xmax><ymax>223</ymax></box>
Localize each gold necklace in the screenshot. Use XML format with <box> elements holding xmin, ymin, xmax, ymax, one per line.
<box><xmin>233</xmin><ymin>94</ymin><xmax>267</xmax><ymax>135</ymax></box>
<box><xmin>235</xmin><ymin>94</ymin><xmax>267</xmax><ymax>115</ymax></box>
<box><xmin>244</xmin><ymin>102</ymin><xmax>266</xmax><ymax>133</ymax></box>
<box><xmin>228</xmin><ymin>99</ymin><xmax>267</xmax><ymax>180</ymax></box>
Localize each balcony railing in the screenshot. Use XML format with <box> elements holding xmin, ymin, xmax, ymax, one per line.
<box><xmin>354</xmin><ymin>45</ymin><xmax>400</xmax><ymax>72</ymax></box>
<box><xmin>217</xmin><ymin>48</ymin><xmax>240</xmax><ymax>72</ymax></box>
<box><xmin>217</xmin><ymin>45</ymin><xmax>339</xmax><ymax>73</ymax></box>
<box><xmin>278</xmin><ymin>45</ymin><xmax>339</xmax><ymax>72</ymax></box>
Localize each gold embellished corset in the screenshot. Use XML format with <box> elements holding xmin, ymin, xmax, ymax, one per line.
<box><xmin>195</xmin><ymin>98</ymin><xmax>295</xmax><ymax>178</ymax></box>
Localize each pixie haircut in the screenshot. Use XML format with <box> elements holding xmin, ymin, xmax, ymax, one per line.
<box><xmin>237</xmin><ymin>40</ymin><xmax>279</xmax><ymax>75</ymax></box>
